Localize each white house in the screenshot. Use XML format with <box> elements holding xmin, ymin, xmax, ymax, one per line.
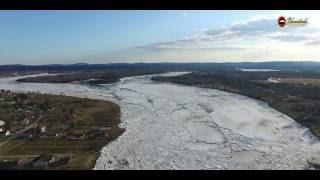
<box><xmin>41</xmin><ymin>126</ymin><xmax>46</xmax><ymax>133</ymax></box>
<box><xmin>267</xmin><ymin>77</ymin><xmax>281</xmax><ymax>83</ymax></box>
<box><xmin>5</xmin><ymin>131</ymin><xmax>10</xmax><ymax>136</ymax></box>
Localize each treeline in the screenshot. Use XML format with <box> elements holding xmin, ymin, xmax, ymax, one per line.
<box><xmin>3</xmin><ymin>61</ymin><xmax>320</xmax><ymax>72</ymax></box>
<box><xmin>0</xmin><ymin>63</ymin><xmax>234</xmax><ymax>72</ymax></box>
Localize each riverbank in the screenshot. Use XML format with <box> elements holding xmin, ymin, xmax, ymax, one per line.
<box><xmin>152</xmin><ymin>71</ymin><xmax>320</xmax><ymax>139</ymax></box>
<box><xmin>0</xmin><ymin>90</ymin><xmax>124</xmax><ymax>170</ymax></box>
<box><xmin>16</xmin><ymin>70</ymin><xmax>164</xmax><ymax>85</ymax></box>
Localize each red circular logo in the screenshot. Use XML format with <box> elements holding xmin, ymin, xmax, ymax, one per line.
<box><xmin>278</xmin><ymin>16</ymin><xmax>286</xmax><ymax>27</ymax></box>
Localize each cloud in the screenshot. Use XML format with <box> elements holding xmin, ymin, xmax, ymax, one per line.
<box><xmin>206</xmin><ymin>18</ymin><xmax>279</xmax><ymax>37</ymax></box>
<box><xmin>134</xmin><ymin>42</ymin><xmax>247</xmax><ymax>51</ymax></box>
<box><xmin>204</xmin><ymin>18</ymin><xmax>280</xmax><ymax>42</ymax></box>
<box><xmin>205</xmin><ymin>17</ymin><xmax>319</xmax><ymax>43</ymax></box>
<box><xmin>133</xmin><ymin>17</ymin><xmax>320</xmax><ymax>53</ymax></box>
<box><xmin>133</xmin><ymin>38</ymin><xmax>203</xmax><ymax>51</ymax></box>
<box><xmin>305</xmin><ymin>40</ymin><xmax>320</xmax><ymax>46</ymax></box>
<box><xmin>90</xmin><ymin>13</ymin><xmax>320</xmax><ymax>62</ymax></box>
<box><xmin>266</xmin><ymin>33</ymin><xmax>310</xmax><ymax>42</ymax></box>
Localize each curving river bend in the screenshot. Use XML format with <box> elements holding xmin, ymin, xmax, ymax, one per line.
<box><xmin>0</xmin><ymin>72</ymin><xmax>320</xmax><ymax>170</ymax></box>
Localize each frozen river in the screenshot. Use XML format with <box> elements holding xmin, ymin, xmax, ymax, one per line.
<box><xmin>0</xmin><ymin>72</ymin><xmax>320</xmax><ymax>170</ymax></box>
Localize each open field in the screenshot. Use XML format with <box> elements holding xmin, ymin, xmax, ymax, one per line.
<box><xmin>254</xmin><ymin>77</ymin><xmax>320</xmax><ymax>87</ymax></box>
<box><xmin>0</xmin><ymin>139</ymin><xmax>123</xmax><ymax>169</ymax></box>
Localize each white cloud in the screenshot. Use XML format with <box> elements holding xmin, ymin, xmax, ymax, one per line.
<box><xmin>90</xmin><ymin>12</ymin><xmax>320</xmax><ymax>62</ymax></box>
<box><xmin>134</xmin><ymin>16</ymin><xmax>320</xmax><ymax>52</ymax></box>
<box><xmin>305</xmin><ymin>40</ymin><xmax>320</xmax><ymax>46</ymax></box>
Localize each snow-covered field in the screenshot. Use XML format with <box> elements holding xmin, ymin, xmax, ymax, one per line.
<box><xmin>0</xmin><ymin>72</ymin><xmax>320</xmax><ymax>170</ymax></box>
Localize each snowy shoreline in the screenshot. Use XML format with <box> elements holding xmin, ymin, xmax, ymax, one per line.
<box><xmin>0</xmin><ymin>72</ymin><xmax>320</xmax><ymax>169</ymax></box>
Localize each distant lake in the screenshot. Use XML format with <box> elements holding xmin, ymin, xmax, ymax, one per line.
<box><xmin>239</xmin><ymin>69</ymin><xmax>280</xmax><ymax>72</ymax></box>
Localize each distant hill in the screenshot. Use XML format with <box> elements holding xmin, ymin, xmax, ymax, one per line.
<box><xmin>0</xmin><ymin>61</ymin><xmax>320</xmax><ymax>72</ymax></box>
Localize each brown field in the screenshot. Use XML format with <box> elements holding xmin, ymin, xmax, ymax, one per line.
<box><xmin>278</xmin><ymin>78</ymin><xmax>320</xmax><ymax>86</ymax></box>
<box><xmin>0</xmin><ymin>138</ymin><xmax>124</xmax><ymax>169</ymax></box>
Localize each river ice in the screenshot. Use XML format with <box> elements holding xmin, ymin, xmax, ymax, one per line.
<box><xmin>0</xmin><ymin>72</ymin><xmax>320</xmax><ymax>170</ymax></box>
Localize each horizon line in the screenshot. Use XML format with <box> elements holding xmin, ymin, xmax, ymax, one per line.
<box><xmin>1</xmin><ymin>60</ymin><xmax>320</xmax><ymax>66</ymax></box>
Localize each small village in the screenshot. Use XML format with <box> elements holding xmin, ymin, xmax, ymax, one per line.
<box><xmin>0</xmin><ymin>90</ymin><xmax>123</xmax><ymax>169</ymax></box>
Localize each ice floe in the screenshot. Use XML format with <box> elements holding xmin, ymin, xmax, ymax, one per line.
<box><xmin>0</xmin><ymin>72</ymin><xmax>320</xmax><ymax>169</ymax></box>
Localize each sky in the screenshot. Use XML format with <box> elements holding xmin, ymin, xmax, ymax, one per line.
<box><xmin>0</xmin><ymin>10</ymin><xmax>320</xmax><ymax>65</ymax></box>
